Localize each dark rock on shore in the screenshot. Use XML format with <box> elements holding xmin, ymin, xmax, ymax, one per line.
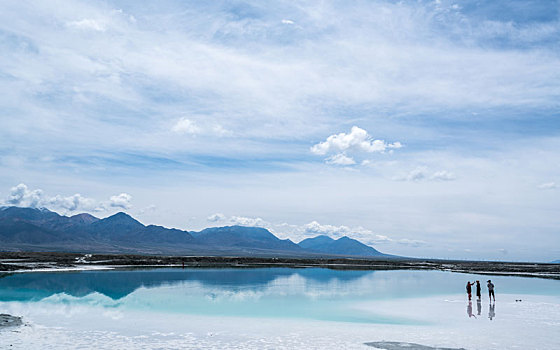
<box><xmin>365</xmin><ymin>341</ymin><xmax>466</xmax><ymax>350</ymax></box>
<box><xmin>0</xmin><ymin>314</ymin><xmax>22</xmax><ymax>328</ymax></box>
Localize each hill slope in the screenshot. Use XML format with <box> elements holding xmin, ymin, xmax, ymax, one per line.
<box><xmin>0</xmin><ymin>206</ymin><xmax>387</xmax><ymax>257</ymax></box>
<box><xmin>299</xmin><ymin>235</ymin><xmax>386</xmax><ymax>257</ymax></box>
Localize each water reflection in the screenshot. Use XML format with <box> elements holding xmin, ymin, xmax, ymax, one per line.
<box><xmin>465</xmin><ymin>300</ymin><xmax>496</xmax><ymax>320</ymax></box>
<box><xmin>467</xmin><ymin>301</ymin><xmax>476</xmax><ymax>318</ymax></box>
<box><xmin>0</xmin><ymin>268</ymin><xmax>372</xmax><ymax>301</ymax></box>
<box><xmin>489</xmin><ymin>302</ymin><xmax>496</xmax><ymax>320</ymax></box>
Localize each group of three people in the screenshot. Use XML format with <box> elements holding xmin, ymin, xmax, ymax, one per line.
<box><xmin>466</xmin><ymin>279</ymin><xmax>495</xmax><ymax>301</ymax></box>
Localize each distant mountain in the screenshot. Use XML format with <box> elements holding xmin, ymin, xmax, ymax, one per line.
<box><xmin>299</xmin><ymin>235</ymin><xmax>336</xmax><ymax>251</ymax></box>
<box><xmin>299</xmin><ymin>235</ymin><xmax>386</xmax><ymax>257</ymax></box>
<box><xmin>69</xmin><ymin>213</ymin><xmax>99</xmax><ymax>225</ymax></box>
<box><xmin>0</xmin><ymin>206</ymin><xmax>388</xmax><ymax>258</ymax></box>
<box><xmin>89</xmin><ymin>212</ymin><xmax>146</xmax><ymax>241</ymax></box>
<box><xmin>194</xmin><ymin>226</ymin><xmax>302</xmax><ymax>252</ymax></box>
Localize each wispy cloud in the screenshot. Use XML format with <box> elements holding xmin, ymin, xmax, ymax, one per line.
<box><xmin>66</xmin><ymin>18</ymin><xmax>105</xmax><ymax>32</ymax></box>
<box><xmin>538</xmin><ymin>182</ymin><xmax>556</xmax><ymax>190</ymax></box>
<box><xmin>0</xmin><ymin>0</ymin><xmax>559</xmax><ymax>261</ymax></box>
<box><xmin>395</xmin><ymin>167</ymin><xmax>456</xmax><ymax>182</ymax></box>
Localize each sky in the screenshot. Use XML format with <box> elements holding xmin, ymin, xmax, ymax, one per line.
<box><xmin>0</xmin><ymin>0</ymin><xmax>559</xmax><ymax>262</ymax></box>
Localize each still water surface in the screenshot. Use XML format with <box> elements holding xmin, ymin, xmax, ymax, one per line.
<box><xmin>0</xmin><ymin>268</ymin><xmax>558</xmax><ymax>324</ymax></box>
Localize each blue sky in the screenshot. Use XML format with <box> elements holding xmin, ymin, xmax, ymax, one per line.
<box><xmin>1</xmin><ymin>0</ymin><xmax>559</xmax><ymax>261</ymax></box>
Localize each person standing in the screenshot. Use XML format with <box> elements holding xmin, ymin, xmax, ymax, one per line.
<box><xmin>476</xmin><ymin>281</ymin><xmax>482</xmax><ymax>300</ymax></box>
<box><xmin>475</xmin><ymin>280</ymin><xmax>481</xmax><ymax>300</ymax></box>
<box><xmin>466</xmin><ymin>281</ymin><xmax>475</xmax><ymax>300</ymax></box>
<box><xmin>487</xmin><ymin>280</ymin><xmax>495</xmax><ymax>301</ymax></box>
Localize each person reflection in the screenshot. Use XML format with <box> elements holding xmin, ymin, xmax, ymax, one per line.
<box><xmin>488</xmin><ymin>302</ymin><xmax>496</xmax><ymax>320</ymax></box>
<box><xmin>467</xmin><ymin>301</ymin><xmax>476</xmax><ymax>318</ymax></box>
<box><xmin>476</xmin><ymin>299</ymin><xmax>481</xmax><ymax>316</ymax></box>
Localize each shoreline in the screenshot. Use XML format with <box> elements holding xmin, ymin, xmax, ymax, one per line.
<box><xmin>1</xmin><ymin>252</ymin><xmax>559</xmax><ymax>279</ymax></box>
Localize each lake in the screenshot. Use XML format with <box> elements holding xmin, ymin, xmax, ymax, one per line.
<box><xmin>1</xmin><ymin>268</ymin><xmax>559</xmax><ymax>349</ymax></box>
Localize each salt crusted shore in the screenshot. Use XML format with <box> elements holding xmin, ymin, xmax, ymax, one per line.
<box><xmin>1</xmin><ymin>252</ymin><xmax>559</xmax><ymax>279</ymax></box>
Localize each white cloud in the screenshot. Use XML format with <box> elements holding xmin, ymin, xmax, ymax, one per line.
<box><xmin>311</xmin><ymin>126</ymin><xmax>402</xmax><ymax>156</ymax></box>
<box><xmin>3</xmin><ymin>183</ymin><xmax>99</xmax><ymax>212</ymax></box>
<box><xmin>138</xmin><ymin>204</ymin><xmax>157</xmax><ymax>214</ymax></box>
<box><xmin>301</xmin><ymin>220</ymin><xmax>392</xmax><ymax>245</ymax></box>
<box><xmin>325</xmin><ymin>153</ymin><xmax>356</xmax><ymax>165</ymax></box>
<box><xmin>207</xmin><ymin>213</ymin><xmax>226</xmax><ymax>222</ymax></box>
<box><xmin>396</xmin><ymin>167</ymin><xmax>456</xmax><ymax>182</ymax></box>
<box><xmin>66</xmin><ymin>19</ymin><xmax>105</xmax><ymax>32</ymax></box>
<box><xmin>303</xmin><ymin>220</ymin><xmax>352</xmax><ymax>236</ymax></box>
<box><xmin>48</xmin><ymin>194</ymin><xmax>96</xmax><ymax>212</ymax></box>
<box><xmin>202</xmin><ymin>216</ymin><xmax>396</xmax><ymax>246</ymax></box>
<box><xmin>281</xmin><ymin>19</ymin><xmax>295</xmax><ymax>25</ymax></box>
<box><xmin>405</xmin><ymin>166</ymin><xmax>428</xmax><ymax>181</ymax></box>
<box><xmin>430</xmin><ymin>170</ymin><xmax>456</xmax><ymax>181</ymax></box>
<box><xmin>538</xmin><ymin>182</ymin><xmax>556</xmax><ymax>190</ymax></box>
<box><xmin>229</xmin><ymin>215</ymin><xmax>267</xmax><ymax>227</ymax></box>
<box><xmin>109</xmin><ymin>193</ymin><xmax>132</xmax><ymax>209</ymax></box>
<box><xmin>171</xmin><ymin>117</ymin><xmax>231</xmax><ymax>136</ymax></box>
<box><xmin>171</xmin><ymin>118</ymin><xmax>201</xmax><ymax>135</ymax></box>
<box><xmin>211</xmin><ymin>124</ymin><xmax>232</xmax><ymax>136</ymax></box>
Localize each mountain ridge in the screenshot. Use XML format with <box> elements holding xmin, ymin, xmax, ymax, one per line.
<box><xmin>0</xmin><ymin>206</ymin><xmax>390</xmax><ymax>258</ymax></box>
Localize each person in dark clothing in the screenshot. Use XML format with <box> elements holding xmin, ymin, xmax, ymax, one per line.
<box><xmin>466</xmin><ymin>281</ymin><xmax>475</xmax><ymax>300</ymax></box>
<box><xmin>475</xmin><ymin>280</ymin><xmax>481</xmax><ymax>300</ymax></box>
<box><xmin>487</xmin><ymin>280</ymin><xmax>495</xmax><ymax>301</ymax></box>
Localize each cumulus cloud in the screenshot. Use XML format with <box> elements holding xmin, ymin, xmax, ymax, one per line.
<box><xmin>2</xmin><ymin>184</ymin><xmax>132</xmax><ymax>213</ymax></box>
<box><xmin>5</xmin><ymin>183</ymin><xmax>44</xmax><ymax>208</ymax></box>
<box><xmin>325</xmin><ymin>153</ymin><xmax>356</xmax><ymax>165</ymax></box>
<box><xmin>538</xmin><ymin>182</ymin><xmax>556</xmax><ymax>190</ymax></box>
<box><xmin>281</xmin><ymin>19</ymin><xmax>295</xmax><ymax>25</ymax></box>
<box><xmin>302</xmin><ymin>220</ymin><xmax>391</xmax><ymax>244</ymax></box>
<box><xmin>229</xmin><ymin>215</ymin><xmax>268</xmax><ymax>227</ymax></box>
<box><xmin>311</xmin><ymin>126</ymin><xmax>402</xmax><ymax>156</ymax></box>
<box><xmin>4</xmin><ymin>183</ymin><xmax>98</xmax><ymax>212</ymax></box>
<box><xmin>205</xmin><ymin>213</ymin><xmax>269</xmax><ymax>228</ymax></box>
<box><xmin>303</xmin><ymin>220</ymin><xmax>352</xmax><ymax>236</ymax></box>
<box><xmin>109</xmin><ymin>193</ymin><xmax>132</xmax><ymax>209</ymax></box>
<box><xmin>203</xmin><ymin>214</ymin><xmax>424</xmax><ymax>250</ymax></box>
<box><xmin>48</xmin><ymin>194</ymin><xmax>97</xmax><ymax>212</ymax></box>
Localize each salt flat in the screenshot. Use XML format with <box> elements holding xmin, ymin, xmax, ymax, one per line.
<box><xmin>1</xmin><ymin>293</ymin><xmax>559</xmax><ymax>349</ymax></box>
<box><xmin>0</xmin><ymin>269</ymin><xmax>559</xmax><ymax>349</ymax></box>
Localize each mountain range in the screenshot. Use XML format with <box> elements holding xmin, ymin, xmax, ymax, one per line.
<box><xmin>0</xmin><ymin>206</ymin><xmax>389</xmax><ymax>258</ymax></box>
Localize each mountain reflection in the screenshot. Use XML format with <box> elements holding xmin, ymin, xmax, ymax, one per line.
<box><xmin>0</xmin><ymin>268</ymin><xmax>373</xmax><ymax>301</ymax></box>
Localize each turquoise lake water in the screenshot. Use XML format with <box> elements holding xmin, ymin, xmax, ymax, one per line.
<box><xmin>0</xmin><ymin>268</ymin><xmax>558</xmax><ymax>324</ymax></box>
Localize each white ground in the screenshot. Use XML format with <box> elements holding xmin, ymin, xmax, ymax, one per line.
<box><xmin>1</xmin><ymin>293</ymin><xmax>559</xmax><ymax>349</ymax></box>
